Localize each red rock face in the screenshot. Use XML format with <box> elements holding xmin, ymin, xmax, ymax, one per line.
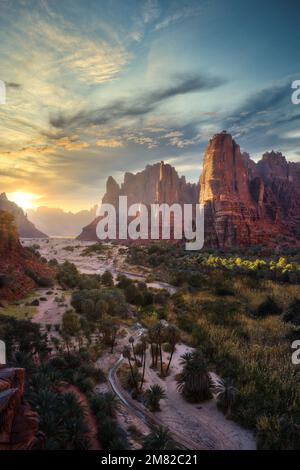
<box><xmin>0</xmin><ymin>367</ymin><xmax>44</xmax><ymax>450</ymax></box>
<box><xmin>0</xmin><ymin>210</ymin><xmax>54</xmax><ymax>301</ymax></box>
<box><xmin>200</xmin><ymin>133</ymin><xmax>300</xmax><ymax>248</ymax></box>
<box><xmin>255</xmin><ymin>152</ymin><xmax>300</xmax><ymax>239</ymax></box>
<box><xmin>77</xmin><ymin>161</ymin><xmax>199</xmax><ymax>241</ymax></box>
<box><xmin>200</xmin><ymin>132</ymin><xmax>257</xmax><ymax>247</ymax></box>
<box><xmin>77</xmin><ymin>132</ymin><xmax>300</xmax><ymax>249</ymax></box>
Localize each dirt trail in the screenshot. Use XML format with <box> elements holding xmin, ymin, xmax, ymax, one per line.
<box><xmin>140</xmin><ymin>343</ymin><xmax>256</xmax><ymax>450</ymax></box>
<box><xmin>109</xmin><ymin>334</ymin><xmax>256</xmax><ymax>451</ymax></box>
<box><xmin>31</xmin><ymin>287</ymin><xmax>71</xmax><ymax>325</ymax></box>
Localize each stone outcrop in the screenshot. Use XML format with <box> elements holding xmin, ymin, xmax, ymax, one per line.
<box><xmin>199</xmin><ymin>132</ymin><xmax>298</xmax><ymax>248</ymax></box>
<box><xmin>77</xmin><ymin>161</ymin><xmax>199</xmax><ymax>241</ymax></box>
<box><xmin>0</xmin><ymin>210</ymin><xmax>54</xmax><ymax>300</ymax></box>
<box><xmin>0</xmin><ymin>193</ymin><xmax>47</xmax><ymax>238</ymax></box>
<box><xmin>77</xmin><ymin>132</ymin><xmax>300</xmax><ymax>249</ymax></box>
<box><xmin>0</xmin><ymin>366</ymin><xmax>44</xmax><ymax>450</ymax></box>
<box><xmin>255</xmin><ymin>151</ymin><xmax>300</xmax><ymax>239</ymax></box>
<box><xmin>102</xmin><ymin>162</ymin><xmax>198</xmax><ymax>207</ymax></box>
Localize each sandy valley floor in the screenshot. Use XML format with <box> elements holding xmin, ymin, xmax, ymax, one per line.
<box><xmin>22</xmin><ymin>237</ymin><xmax>256</xmax><ymax>450</ymax></box>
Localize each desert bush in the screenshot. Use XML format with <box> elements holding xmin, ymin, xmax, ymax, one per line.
<box><xmin>254</xmin><ymin>296</ymin><xmax>282</xmax><ymax>318</ymax></box>
<box><xmin>283</xmin><ymin>298</ymin><xmax>300</xmax><ymax>325</ymax></box>
<box><xmin>57</xmin><ymin>261</ymin><xmax>80</xmax><ymax>288</ymax></box>
<box><xmin>101</xmin><ymin>270</ymin><xmax>114</xmax><ymax>287</ymax></box>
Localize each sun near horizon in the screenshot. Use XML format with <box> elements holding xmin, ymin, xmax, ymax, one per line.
<box><xmin>7</xmin><ymin>192</ymin><xmax>41</xmax><ymax>211</ymax></box>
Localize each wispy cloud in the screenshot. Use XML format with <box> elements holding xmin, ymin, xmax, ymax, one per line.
<box><xmin>154</xmin><ymin>3</ymin><xmax>203</xmax><ymax>31</ymax></box>
<box><xmin>96</xmin><ymin>139</ymin><xmax>123</xmax><ymax>148</ymax></box>
<box><xmin>49</xmin><ymin>73</ymin><xmax>227</xmax><ymax>131</ymax></box>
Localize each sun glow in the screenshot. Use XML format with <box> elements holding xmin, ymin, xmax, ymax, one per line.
<box><xmin>7</xmin><ymin>192</ymin><xmax>40</xmax><ymax>210</ymax></box>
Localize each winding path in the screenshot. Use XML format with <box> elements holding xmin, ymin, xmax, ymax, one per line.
<box><xmin>108</xmin><ymin>353</ymin><xmax>207</xmax><ymax>450</ymax></box>
<box><xmin>108</xmin><ymin>338</ymin><xmax>256</xmax><ymax>451</ymax></box>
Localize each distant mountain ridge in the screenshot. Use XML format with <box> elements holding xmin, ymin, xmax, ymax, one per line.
<box><xmin>77</xmin><ymin>131</ymin><xmax>300</xmax><ymax>249</ymax></box>
<box><xmin>27</xmin><ymin>205</ymin><xmax>97</xmax><ymax>237</ymax></box>
<box><xmin>0</xmin><ymin>193</ymin><xmax>47</xmax><ymax>238</ymax></box>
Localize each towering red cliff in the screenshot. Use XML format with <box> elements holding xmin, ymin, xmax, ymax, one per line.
<box><xmin>199</xmin><ymin>132</ymin><xmax>296</xmax><ymax>248</ymax></box>
<box><xmin>255</xmin><ymin>151</ymin><xmax>300</xmax><ymax>238</ymax></box>
<box><xmin>77</xmin><ymin>161</ymin><xmax>199</xmax><ymax>241</ymax></box>
<box><xmin>199</xmin><ymin>132</ymin><xmax>257</xmax><ymax>247</ymax></box>
<box><xmin>77</xmin><ymin>132</ymin><xmax>300</xmax><ymax>249</ymax></box>
<box><xmin>0</xmin><ymin>210</ymin><xmax>53</xmax><ymax>301</ymax></box>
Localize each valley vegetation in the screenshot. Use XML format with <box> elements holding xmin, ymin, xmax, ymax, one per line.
<box><xmin>1</xmin><ymin>241</ymin><xmax>300</xmax><ymax>450</ymax></box>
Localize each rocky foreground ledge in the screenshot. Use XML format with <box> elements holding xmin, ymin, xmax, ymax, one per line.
<box><xmin>0</xmin><ymin>366</ymin><xmax>44</xmax><ymax>450</ymax></box>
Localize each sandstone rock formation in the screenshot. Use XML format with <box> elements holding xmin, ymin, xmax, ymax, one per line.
<box><xmin>0</xmin><ymin>366</ymin><xmax>44</xmax><ymax>450</ymax></box>
<box><xmin>77</xmin><ymin>132</ymin><xmax>300</xmax><ymax>249</ymax></box>
<box><xmin>199</xmin><ymin>132</ymin><xmax>299</xmax><ymax>248</ymax></box>
<box><xmin>0</xmin><ymin>193</ymin><xmax>47</xmax><ymax>238</ymax></box>
<box><xmin>78</xmin><ymin>161</ymin><xmax>199</xmax><ymax>241</ymax></box>
<box><xmin>102</xmin><ymin>162</ymin><xmax>198</xmax><ymax>207</ymax></box>
<box><xmin>0</xmin><ymin>210</ymin><xmax>53</xmax><ymax>300</ymax></box>
<box><xmin>255</xmin><ymin>151</ymin><xmax>300</xmax><ymax>239</ymax></box>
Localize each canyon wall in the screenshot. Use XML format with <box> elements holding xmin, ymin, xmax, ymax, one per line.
<box><xmin>78</xmin><ymin>161</ymin><xmax>199</xmax><ymax>241</ymax></box>
<box><xmin>78</xmin><ymin>132</ymin><xmax>300</xmax><ymax>249</ymax></box>
<box><xmin>0</xmin><ymin>210</ymin><xmax>53</xmax><ymax>301</ymax></box>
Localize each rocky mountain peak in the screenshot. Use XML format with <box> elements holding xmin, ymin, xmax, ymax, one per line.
<box><xmin>258</xmin><ymin>151</ymin><xmax>289</xmax><ymax>180</ymax></box>
<box><xmin>200</xmin><ymin>132</ymin><xmax>252</xmax><ymax>206</ymax></box>
<box><xmin>0</xmin><ymin>194</ymin><xmax>47</xmax><ymax>238</ymax></box>
<box><xmin>77</xmin><ymin>131</ymin><xmax>300</xmax><ymax>248</ymax></box>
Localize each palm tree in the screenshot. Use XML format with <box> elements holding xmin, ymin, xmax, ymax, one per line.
<box><xmin>101</xmin><ymin>317</ymin><xmax>118</xmax><ymax>353</ymax></box>
<box><xmin>102</xmin><ymin>392</ymin><xmax>120</xmax><ymax>417</ymax></box>
<box><xmin>90</xmin><ymin>392</ymin><xmax>119</xmax><ymax>418</ymax></box>
<box><xmin>144</xmin><ymin>384</ymin><xmax>166</xmax><ymax>412</ymax></box>
<box><xmin>147</xmin><ymin>327</ymin><xmax>156</xmax><ymax>368</ymax></box>
<box><xmin>177</xmin><ymin>350</ymin><xmax>212</xmax><ymax>402</ymax></box>
<box><xmin>110</xmin><ymin>325</ymin><xmax>118</xmax><ymax>353</ymax></box>
<box><xmin>165</xmin><ymin>325</ymin><xmax>180</xmax><ymax>375</ymax></box>
<box><xmin>150</xmin><ymin>321</ymin><xmax>166</xmax><ymax>375</ymax></box>
<box><xmin>129</xmin><ymin>336</ymin><xmax>137</xmax><ymax>362</ymax></box>
<box><xmin>142</xmin><ymin>426</ymin><xmax>177</xmax><ymax>450</ymax></box>
<box><xmin>211</xmin><ymin>377</ymin><xmax>238</xmax><ymax>417</ymax></box>
<box><xmin>157</xmin><ymin>322</ymin><xmax>165</xmax><ymax>376</ymax></box>
<box><xmin>139</xmin><ymin>335</ymin><xmax>148</xmax><ymax>391</ymax></box>
<box><xmin>123</xmin><ymin>345</ymin><xmax>138</xmax><ymax>391</ymax></box>
<box><xmin>134</xmin><ymin>340</ymin><xmax>144</xmax><ymax>365</ymax></box>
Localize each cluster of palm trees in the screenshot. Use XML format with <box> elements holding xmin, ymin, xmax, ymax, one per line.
<box><xmin>26</xmin><ymin>355</ymin><xmax>92</xmax><ymax>449</ymax></box>
<box><xmin>122</xmin><ymin>325</ymin><xmax>238</xmax><ymax>419</ymax></box>
<box><xmin>176</xmin><ymin>348</ymin><xmax>239</xmax><ymax>416</ymax></box>
<box><xmin>122</xmin><ymin>321</ymin><xmax>180</xmax><ymax>392</ymax></box>
<box><xmin>147</xmin><ymin>322</ymin><xmax>181</xmax><ymax>376</ymax></box>
<box><xmin>122</xmin><ymin>334</ymin><xmax>147</xmax><ymax>394</ymax></box>
<box><xmin>123</xmin><ymin>320</ymin><xmax>180</xmax><ymax>380</ymax></box>
<box><xmin>122</xmin><ymin>323</ymin><xmax>181</xmax><ymax>412</ymax></box>
<box><xmin>176</xmin><ymin>349</ymin><xmax>212</xmax><ymax>402</ymax></box>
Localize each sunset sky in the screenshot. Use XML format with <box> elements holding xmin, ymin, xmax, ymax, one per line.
<box><xmin>1</xmin><ymin>0</ymin><xmax>300</xmax><ymax>210</ymax></box>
